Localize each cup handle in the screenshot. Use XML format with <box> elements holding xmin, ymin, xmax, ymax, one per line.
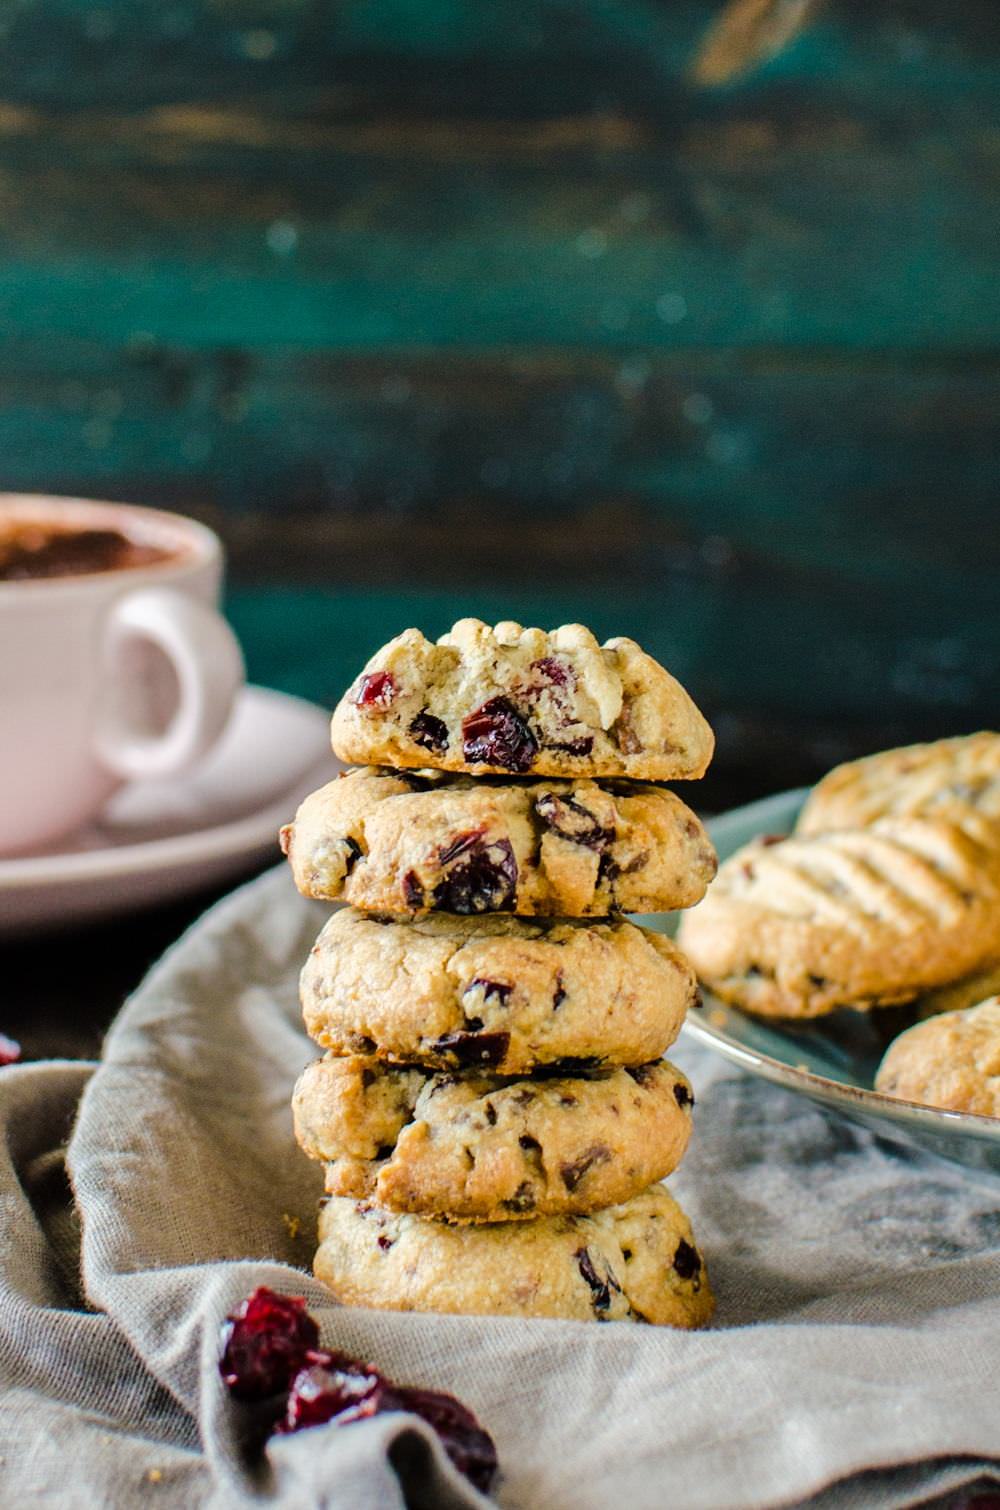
<box><xmin>94</xmin><ymin>586</ymin><xmax>245</xmax><ymax>781</ymax></box>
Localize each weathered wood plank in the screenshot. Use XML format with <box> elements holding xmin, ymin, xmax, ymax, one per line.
<box><xmin>1</xmin><ymin>342</ymin><xmax>996</xmax><ymax>580</ymax></box>
<box><xmin>0</xmin><ymin>118</ymin><xmax>995</xmax><ymax>351</ymax></box>
<box><xmin>0</xmin><ymin>4</ymin><xmax>996</xmax><ymax>352</ymax></box>
<box><xmin>3</xmin><ymin>333</ymin><xmax>997</xmax><ymax>736</ymax></box>
<box><xmin>0</xmin><ymin>0</ymin><xmax>996</xmax><ymax>753</ymax></box>
<box><xmin>2</xmin><ymin>0</ymin><xmax>998</xmax><ymax>114</ymax></box>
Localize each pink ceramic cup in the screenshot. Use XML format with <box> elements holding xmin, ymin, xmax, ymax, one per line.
<box><xmin>0</xmin><ymin>495</ymin><xmax>245</xmax><ymax>855</ymax></box>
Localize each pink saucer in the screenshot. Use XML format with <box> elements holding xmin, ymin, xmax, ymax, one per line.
<box><xmin>0</xmin><ymin>686</ymin><xmax>338</xmax><ymax>934</ymax></box>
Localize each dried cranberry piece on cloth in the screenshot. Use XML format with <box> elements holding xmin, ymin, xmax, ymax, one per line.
<box><xmin>3</xmin><ymin>867</ymin><xmax>1000</xmax><ymax>1508</ymax></box>
<box><xmin>219</xmin><ymin>1289</ymin><xmax>498</xmax><ymax>1494</ymax></box>
<box><xmin>220</xmin><ymin>1288</ymin><xmax>319</xmax><ymax>1401</ymax></box>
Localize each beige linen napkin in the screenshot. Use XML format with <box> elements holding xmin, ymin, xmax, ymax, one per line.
<box><xmin>2</xmin><ymin>864</ymin><xmax>1000</xmax><ymax>1508</ymax></box>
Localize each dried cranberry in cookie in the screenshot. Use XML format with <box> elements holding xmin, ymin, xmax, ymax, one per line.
<box><xmin>533</xmin><ymin>790</ymin><xmax>613</xmax><ymax>850</ymax></box>
<box><xmin>351</xmin><ymin>671</ymin><xmax>398</xmax><ymax>708</ymax></box>
<box><xmin>461</xmin><ymin>697</ymin><xmax>539</xmax><ymax>772</ymax></box>
<box><xmin>430</xmin><ymin>833</ymin><xmax>518</xmax><ymax>913</ymax></box>
<box><xmin>408</xmin><ymin>710</ymin><xmax>449</xmax><ymax>753</ymax></box>
<box><xmin>329</xmin><ymin>618</ymin><xmax>714</xmax><ymax>780</ymax></box>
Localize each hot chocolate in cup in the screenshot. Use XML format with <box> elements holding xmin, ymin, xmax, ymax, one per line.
<box><xmin>0</xmin><ymin>495</ymin><xmax>245</xmax><ymax>855</ymax></box>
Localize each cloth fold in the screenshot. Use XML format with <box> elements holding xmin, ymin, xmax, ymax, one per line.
<box><xmin>2</xmin><ymin>864</ymin><xmax>1000</xmax><ymax>1508</ymax></box>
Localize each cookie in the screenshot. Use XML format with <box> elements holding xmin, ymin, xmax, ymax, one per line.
<box><xmin>300</xmin><ymin>908</ymin><xmax>697</xmax><ymax>1072</ymax></box>
<box><xmin>293</xmin><ymin>1054</ymin><xmax>694</xmax><ymax>1222</ymax></box>
<box><xmin>281</xmin><ymin>767</ymin><xmax>716</xmax><ymax>917</ymax></box>
<box><xmin>875</xmin><ymin>997</ymin><xmax>1000</xmax><ymax>1118</ymax></box>
<box><xmin>314</xmin><ymin>1184</ymin><xmax>713</xmax><ymax>1326</ymax></box>
<box><xmin>677</xmin><ymin>818</ymin><xmax>1000</xmax><ymax>1019</ymax></box>
<box><xmin>797</xmin><ymin>732</ymin><xmax>1000</xmax><ymax>839</ymax></box>
<box><xmin>916</xmin><ymin>958</ymin><xmax>1000</xmax><ymax>1021</ymax></box>
<box><xmin>328</xmin><ymin>618</ymin><xmax>714</xmax><ymax>781</ymax></box>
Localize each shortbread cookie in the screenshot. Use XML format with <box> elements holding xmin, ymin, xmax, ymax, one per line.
<box><xmin>876</xmin><ymin>997</ymin><xmax>1000</xmax><ymax>1118</ymax></box>
<box><xmin>314</xmin><ymin>1184</ymin><xmax>713</xmax><ymax>1326</ymax></box>
<box><xmin>294</xmin><ymin>1054</ymin><xmax>694</xmax><ymax>1222</ymax></box>
<box><xmin>797</xmin><ymin>732</ymin><xmax>1000</xmax><ymax>838</ymax></box>
<box><xmin>281</xmin><ymin>767</ymin><xmax>716</xmax><ymax>917</ymax></box>
<box><xmin>300</xmin><ymin>909</ymin><xmax>696</xmax><ymax>1072</ymax></box>
<box><xmin>916</xmin><ymin>958</ymin><xmax>1000</xmax><ymax>1021</ymax></box>
<box><xmin>329</xmin><ymin>619</ymin><xmax>714</xmax><ymax>781</ymax></box>
<box><xmin>677</xmin><ymin>818</ymin><xmax>1000</xmax><ymax>1019</ymax></box>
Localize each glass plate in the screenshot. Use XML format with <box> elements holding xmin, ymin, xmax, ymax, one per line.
<box><xmin>640</xmin><ymin>788</ymin><xmax>1000</xmax><ymax>1179</ymax></box>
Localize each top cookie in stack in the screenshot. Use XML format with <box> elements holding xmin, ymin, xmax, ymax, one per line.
<box><xmin>283</xmin><ymin>620</ymin><xmax>718</xmax><ymax>1327</ymax></box>
<box><xmin>329</xmin><ymin>618</ymin><xmax>715</xmax><ymax>780</ymax></box>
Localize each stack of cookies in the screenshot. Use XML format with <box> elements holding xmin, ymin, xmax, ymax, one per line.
<box><xmin>282</xmin><ymin>619</ymin><xmax>719</xmax><ymax>1325</ymax></box>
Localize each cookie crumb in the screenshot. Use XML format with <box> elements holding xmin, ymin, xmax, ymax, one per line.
<box><xmin>147</xmin><ymin>1468</ymin><xmax>163</xmax><ymax>1484</ymax></box>
<box><xmin>282</xmin><ymin>1212</ymin><xmax>302</xmax><ymax>1240</ymax></box>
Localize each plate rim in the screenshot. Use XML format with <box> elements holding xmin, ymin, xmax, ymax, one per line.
<box><xmin>684</xmin><ymin>786</ymin><xmax>1000</xmax><ymax>1145</ymax></box>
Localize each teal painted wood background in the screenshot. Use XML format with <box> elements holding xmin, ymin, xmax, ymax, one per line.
<box><xmin>2</xmin><ymin>0</ymin><xmax>998</xmax><ymax>791</ymax></box>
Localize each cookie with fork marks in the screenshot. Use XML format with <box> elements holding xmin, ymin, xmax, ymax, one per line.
<box><xmin>678</xmin><ymin>818</ymin><xmax>1000</xmax><ymax>1019</ymax></box>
